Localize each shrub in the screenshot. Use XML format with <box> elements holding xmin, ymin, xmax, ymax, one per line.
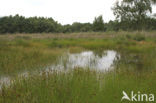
<box><xmin>133</xmin><ymin>35</ymin><xmax>145</xmax><ymax>41</ymax></box>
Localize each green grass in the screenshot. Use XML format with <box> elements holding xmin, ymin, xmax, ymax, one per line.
<box><xmin>0</xmin><ymin>39</ymin><xmax>67</xmax><ymax>76</ymax></box>
<box><xmin>0</xmin><ymin>32</ymin><xmax>156</xmax><ymax>103</ymax></box>
<box><xmin>1</xmin><ymin>68</ymin><xmax>156</xmax><ymax>103</ymax></box>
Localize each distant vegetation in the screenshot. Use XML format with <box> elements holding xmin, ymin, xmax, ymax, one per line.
<box><xmin>0</xmin><ymin>14</ymin><xmax>156</xmax><ymax>34</ymax></box>
<box><xmin>0</xmin><ymin>0</ymin><xmax>156</xmax><ymax>34</ymax></box>
<box><xmin>0</xmin><ymin>14</ymin><xmax>106</xmax><ymax>33</ymax></box>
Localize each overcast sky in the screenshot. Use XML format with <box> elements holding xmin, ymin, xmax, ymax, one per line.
<box><xmin>0</xmin><ymin>0</ymin><xmax>156</xmax><ymax>24</ymax></box>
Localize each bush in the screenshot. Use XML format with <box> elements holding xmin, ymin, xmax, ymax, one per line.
<box><xmin>125</xmin><ymin>34</ymin><xmax>132</xmax><ymax>39</ymax></box>
<box><xmin>133</xmin><ymin>35</ymin><xmax>145</xmax><ymax>41</ymax></box>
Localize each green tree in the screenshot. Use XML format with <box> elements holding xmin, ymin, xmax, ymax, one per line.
<box><xmin>112</xmin><ymin>0</ymin><xmax>152</xmax><ymax>30</ymax></box>
<box><xmin>93</xmin><ymin>15</ymin><xmax>106</xmax><ymax>31</ymax></box>
<box><xmin>105</xmin><ymin>20</ymin><xmax>119</xmax><ymax>31</ymax></box>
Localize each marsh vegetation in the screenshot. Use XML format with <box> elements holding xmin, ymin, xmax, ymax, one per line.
<box><xmin>0</xmin><ymin>32</ymin><xmax>156</xmax><ymax>103</ymax></box>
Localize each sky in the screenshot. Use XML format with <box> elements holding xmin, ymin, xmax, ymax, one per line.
<box><xmin>0</xmin><ymin>0</ymin><xmax>156</xmax><ymax>25</ymax></box>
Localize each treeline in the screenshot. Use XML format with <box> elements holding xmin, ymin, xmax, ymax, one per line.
<box><xmin>0</xmin><ymin>15</ymin><xmax>62</xmax><ymax>33</ymax></box>
<box><xmin>1</xmin><ymin>0</ymin><xmax>156</xmax><ymax>33</ymax></box>
<box><xmin>0</xmin><ymin>15</ymin><xmax>107</xmax><ymax>33</ymax></box>
<box><xmin>1</xmin><ymin>14</ymin><xmax>156</xmax><ymax>34</ymax></box>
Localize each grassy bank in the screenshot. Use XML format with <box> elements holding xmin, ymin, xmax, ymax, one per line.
<box><xmin>0</xmin><ymin>32</ymin><xmax>156</xmax><ymax>103</ymax></box>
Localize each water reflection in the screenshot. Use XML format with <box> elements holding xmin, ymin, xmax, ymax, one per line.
<box><xmin>66</xmin><ymin>50</ymin><xmax>117</xmax><ymax>70</ymax></box>
<box><xmin>0</xmin><ymin>50</ymin><xmax>119</xmax><ymax>89</ymax></box>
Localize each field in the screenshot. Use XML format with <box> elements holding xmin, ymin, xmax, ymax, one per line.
<box><xmin>0</xmin><ymin>32</ymin><xmax>156</xmax><ymax>103</ymax></box>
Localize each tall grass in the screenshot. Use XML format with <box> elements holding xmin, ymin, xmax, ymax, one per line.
<box><xmin>1</xmin><ymin>68</ymin><xmax>156</xmax><ymax>103</ymax></box>
<box><xmin>0</xmin><ymin>39</ymin><xmax>66</xmax><ymax>76</ymax></box>
<box><xmin>0</xmin><ymin>32</ymin><xmax>156</xmax><ymax>102</ymax></box>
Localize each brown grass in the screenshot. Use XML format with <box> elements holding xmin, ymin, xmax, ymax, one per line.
<box><xmin>1</xmin><ymin>31</ymin><xmax>156</xmax><ymax>40</ymax></box>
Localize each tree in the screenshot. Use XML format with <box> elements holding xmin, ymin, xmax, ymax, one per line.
<box><xmin>112</xmin><ymin>0</ymin><xmax>152</xmax><ymax>30</ymax></box>
<box><xmin>93</xmin><ymin>15</ymin><xmax>106</xmax><ymax>31</ymax></box>
<box><xmin>105</xmin><ymin>20</ymin><xmax>119</xmax><ymax>31</ymax></box>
